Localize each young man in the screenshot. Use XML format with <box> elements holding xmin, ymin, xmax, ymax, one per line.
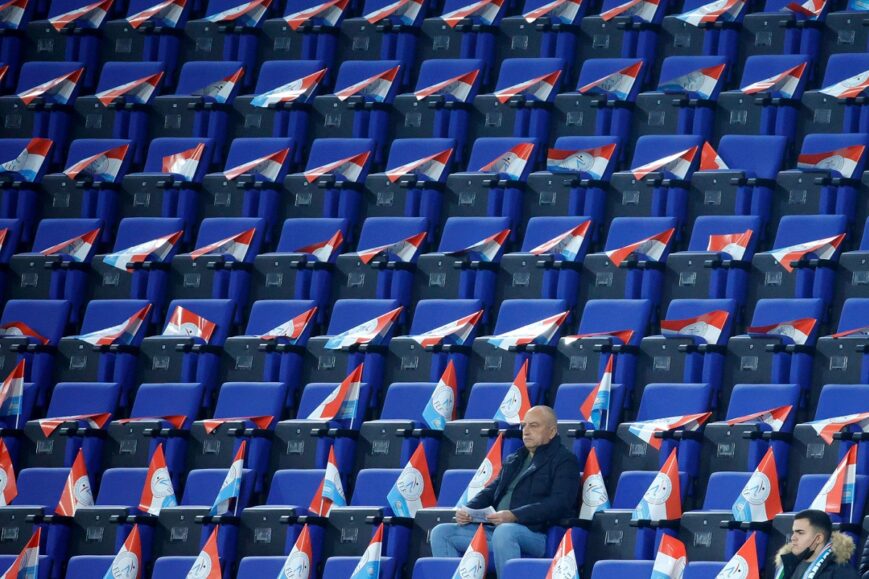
<box><xmin>429</xmin><ymin>405</ymin><xmax>580</xmax><ymax>576</ymax></box>
<box><xmin>775</xmin><ymin>509</ymin><xmax>858</xmax><ymax>579</ymax></box>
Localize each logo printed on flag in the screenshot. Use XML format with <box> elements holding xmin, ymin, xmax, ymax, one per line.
<box><xmin>629</xmin><ymin>412</ymin><xmax>712</xmax><ymax>450</ymax></box>
<box><xmin>494</xmin><ymin>361</ymin><xmax>532</xmax><ymax>425</ymax></box>
<box><xmin>209</xmin><ymin>441</ymin><xmax>245</xmax><ymax>516</ymax></box>
<box><xmin>580</xmin><ymin>355</ymin><xmax>613</xmax><ymax>430</ymax></box>
<box><xmin>0</xmin><ymin>529</ymin><xmax>40</xmax><ymax>579</ymax></box>
<box><xmin>440</xmin><ymin>0</ymin><xmax>503</xmax><ymax>26</ymax></box>
<box><xmin>546</xmin><ymin>144</ymin><xmax>616</xmax><ymax>179</ymax></box>
<box><xmin>306</xmin><ymin>364</ymin><xmax>364</xmax><ymax>423</ymax></box>
<box><xmin>162</xmin><ymin>306</ymin><xmax>217</xmax><ymax>343</ymax></box>
<box><xmin>632</xmin><ymin>146</ymin><xmax>699</xmax><ymax>180</ymax></box>
<box><xmin>0</xmin><ymin>439</ymin><xmax>16</xmax><ymax>507</ymax></box>
<box><xmin>740</xmin><ymin>63</ymin><xmax>806</xmax><ymax>98</ymax></box>
<box><xmin>56</xmin><ymin>449</ymin><xmax>94</xmax><ymax>516</ymax></box>
<box><xmin>190</xmin><ymin>228</ymin><xmax>255</xmax><ymax>262</ymax></box>
<box><xmin>600</xmin><ymin>0</ymin><xmax>659</xmax><ymax>21</ymax></box>
<box><xmin>809</xmin><ymin>445</ymin><xmax>857</xmax><ymax>515</ymax></box>
<box><xmin>103</xmin><ymin>230</ymin><xmax>183</xmax><ymax>271</ymax></box>
<box><xmin>487</xmin><ymin>311</ymin><xmax>569</xmax><ymax>351</ymax></box>
<box><xmin>409</xmin><ymin>310</ymin><xmax>483</xmax><ymax>349</ymax></box>
<box><xmin>725</xmin><ymin>405</ymin><xmax>792</xmax><ymax>433</ymax></box>
<box><xmin>546</xmin><ymin>529</ymin><xmax>579</xmax><ymax>579</ymax></box>
<box><xmin>797</xmin><ymin>145</ymin><xmax>865</xmax><ymax>179</ymax></box>
<box><xmin>579</xmin><ymin>62</ymin><xmax>643</xmax><ymax>101</ymax></box>
<box><xmin>281</xmin><ymin>524</ymin><xmax>314</xmax><ymax>579</ymax></box>
<box><xmin>303</xmin><ymin>151</ymin><xmax>371</xmax><ymax>183</ymax></box>
<box><xmin>139</xmin><ymin>443</ymin><xmax>177</xmax><ymax>515</ymax></box>
<box><xmin>104</xmin><ymin>524</ymin><xmax>142</xmax><ymax>579</ymax></box>
<box><xmin>94</xmin><ymin>73</ymin><xmax>163</xmax><ymax>106</ymax></box>
<box><xmin>652</xmin><ymin>535</ymin><xmax>687</xmax><ymax>579</ymax></box>
<box><xmin>309</xmin><ymin>446</ymin><xmax>346</xmax><ymax>516</ymax></box>
<box><xmin>18</xmin><ymin>68</ymin><xmax>83</xmax><ymax>105</ymax></box>
<box><xmin>186</xmin><ymin>527</ymin><xmax>220</xmax><ymax>579</ymax></box>
<box><xmin>126</xmin><ymin>0</ymin><xmax>185</xmax><ymax>28</ymax></box>
<box><xmin>385</xmin><ymin>148</ymin><xmax>453</xmax><ymax>183</ymax></box>
<box><xmin>284</xmin><ymin>0</ymin><xmax>347</xmax><ymax>29</ymax></box>
<box><xmin>413</xmin><ymin>70</ymin><xmax>479</xmax><ymax>102</ymax></box>
<box><xmin>334</xmin><ymin>65</ymin><xmax>400</xmax><ymax>102</ymax></box>
<box><xmin>494</xmin><ymin>70</ymin><xmax>562</xmax><ymax>103</ymax></box>
<box><xmin>0</xmin><ymin>0</ymin><xmax>28</xmax><ymax>29</ymax></box>
<box><xmin>356</xmin><ymin>232</ymin><xmax>426</xmax><ymax>265</ymax></box>
<box><xmin>457</xmin><ymin>433</ymin><xmax>503</xmax><ymax>507</ymax></box>
<box><xmin>529</xmin><ymin>221</ymin><xmax>590</xmax><ymax>262</ymax></box>
<box><xmin>732</xmin><ymin>448</ymin><xmax>782</xmax><ymax>522</ymax></box>
<box><xmin>295</xmin><ymin>229</ymin><xmax>344</xmax><ymax>262</ymax></box>
<box><xmin>422</xmin><ymin>361</ymin><xmax>459</xmax><ymax>430</ymax></box>
<box><xmin>0</xmin><ymin>361</ymin><xmax>25</xmax><ymax>429</ymax></box>
<box><xmin>452</xmin><ymin>525</ymin><xmax>488</xmax><ymax>579</ymax></box>
<box><xmin>446</xmin><ymin>229</ymin><xmax>511</xmax><ymax>263</ymax></box>
<box><xmin>48</xmin><ymin>0</ymin><xmax>111</xmax><ymax>30</ymax></box>
<box><xmin>746</xmin><ymin>318</ymin><xmax>816</xmax><ymax>345</ymax></box>
<box><xmin>605</xmin><ymin>228</ymin><xmax>675</xmax><ymax>267</ymax></box>
<box><xmin>324</xmin><ymin>307</ymin><xmax>402</xmax><ymax>350</ymax></box>
<box><xmin>523</xmin><ymin>0</ymin><xmax>580</xmax><ymax>23</ymax></box>
<box><xmin>191</xmin><ymin>68</ymin><xmax>245</xmax><ymax>104</ymax></box>
<box><xmin>162</xmin><ymin>143</ymin><xmax>206</xmax><ymax>181</ymax></box>
<box><xmin>579</xmin><ymin>447</ymin><xmax>610</xmax><ymax>520</ymax></box>
<box><xmin>63</xmin><ymin>144</ymin><xmax>130</xmax><ymax>182</ymax></box>
<box><xmin>716</xmin><ymin>532</ymin><xmax>760</xmax><ymax>579</ymax></box>
<box><xmin>660</xmin><ymin>310</ymin><xmax>729</xmax><ymax>345</ymax></box>
<box><xmin>386</xmin><ymin>445</ymin><xmax>437</xmax><ymax>516</ymax></box>
<box><xmin>40</xmin><ymin>228</ymin><xmax>100</xmax><ymax>262</ymax></box>
<box><xmin>259</xmin><ymin>306</ymin><xmax>317</xmax><ymax>341</ymax></box>
<box><xmin>250</xmin><ymin>69</ymin><xmax>326</xmax><ymax>108</ymax></box>
<box><xmin>350</xmin><ymin>524</ymin><xmax>383</xmax><ymax>579</ymax></box>
<box><xmin>0</xmin><ymin>138</ymin><xmax>53</xmax><ymax>182</ymax></box>
<box><xmin>223</xmin><ymin>148</ymin><xmax>289</xmax><ymax>182</ymax></box>
<box><xmin>707</xmin><ymin>229</ymin><xmax>752</xmax><ymax>261</ymax></box>
<box><xmin>633</xmin><ymin>449</ymin><xmax>682</xmax><ymax>522</ymax></box>
<box><xmin>658</xmin><ymin>64</ymin><xmax>725</xmax><ymax>100</ymax></box>
<box><xmin>820</xmin><ymin>69</ymin><xmax>869</xmax><ymax>99</ymax></box>
<box><xmin>75</xmin><ymin>305</ymin><xmax>151</xmax><ymax>346</ymax></box>
<box><xmin>478</xmin><ymin>142</ymin><xmax>535</xmax><ymax>180</ymax></box>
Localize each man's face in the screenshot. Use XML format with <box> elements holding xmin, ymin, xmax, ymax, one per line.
<box><xmin>790</xmin><ymin>518</ymin><xmax>824</xmax><ymax>555</ymax></box>
<box><xmin>520</xmin><ymin>409</ymin><xmax>557</xmax><ymax>451</ymax></box>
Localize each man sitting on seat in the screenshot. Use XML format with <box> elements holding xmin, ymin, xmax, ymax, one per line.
<box><xmin>430</xmin><ymin>405</ymin><xmax>580</xmax><ymax>576</ymax></box>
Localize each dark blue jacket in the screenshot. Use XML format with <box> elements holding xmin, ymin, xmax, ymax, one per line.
<box><xmin>466</xmin><ymin>435</ymin><xmax>580</xmax><ymax>533</ymax></box>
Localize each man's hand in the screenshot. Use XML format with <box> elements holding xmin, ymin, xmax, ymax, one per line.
<box><xmin>455</xmin><ymin>509</ymin><xmax>472</xmax><ymax>525</ymax></box>
<box><xmin>486</xmin><ymin>510</ymin><xmax>517</xmax><ymax>526</ymax></box>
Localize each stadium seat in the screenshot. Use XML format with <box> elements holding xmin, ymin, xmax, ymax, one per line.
<box><xmin>813</xmin><ymin>298</ymin><xmax>869</xmax><ymax>398</ymax></box>
<box><xmin>677</xmin><ymin>471</ymin><xmax>752</xmax><ymax>562</ymax></box>
<box><xmin>257</xmin><ymin>0</ymin><xmax>345</xmax><ymax>76</ymax></box>
<box><xmin>798</xmin><ymin>54</ymin><xmax>869</xmax><ymax>139</ymax></box>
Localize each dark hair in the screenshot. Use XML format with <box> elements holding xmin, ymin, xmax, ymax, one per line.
<box><xmin>795</xmin><ymin>509</ymin><xmax>833</xmax><ymax>541</ymax></box>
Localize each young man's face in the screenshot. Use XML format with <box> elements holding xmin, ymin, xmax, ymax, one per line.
<box><xmin>790</xmin><ymin>518</ymin><xmax>824</xmax><ymax>555</ymax></box>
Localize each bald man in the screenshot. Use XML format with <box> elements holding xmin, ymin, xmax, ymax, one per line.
<box><xmin>430</xmin><ymin>406</ymin><xmax>580</xmax><ymax>576</ymax></box>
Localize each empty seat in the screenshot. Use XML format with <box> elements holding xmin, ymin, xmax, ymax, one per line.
<box><xmin>798</xmin><ymin>53</ymin><xmax>869</xmax><ymax>139</ymax></box>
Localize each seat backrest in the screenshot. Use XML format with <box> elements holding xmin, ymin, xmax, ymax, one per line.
<box><xmin>0</xmin><ymin>139</ymin><xmax>51</xmax><ymax>183</ymax></box>
<box><xmin>738</xmin><ymin>55</ymin><xmax>810</xmax><ymax>98</ymax></box>
<box><xmin>792</xmin><ymin>474</ymin><xmax>869</xmax><ymax>516</ymax></box>
<box><xmin>716</xmin><ymin>136</ymin><xmax>789</xmax><ymax>179</ymax></box>
<box><xmin>15</xmin><ymin>467</ymin><xmax>68</xmax><ymax>506</ymax></box>
<box><xmin>686</xmin><ymin>215</ymin><xmax>763</xmax><ymax>254</ymax></box>
<box><xmin>236</xmin><ymin>557</ymin><xmax>287</xmax><ymax>579</ymax></box>
<box><xmin>150</xmin><ymin>557</ymin><xmax>199</xmax><ymax>577</ymax></box>
<box><xmin>110</xmin><ymin>218</ymin><xmax>186</xmax><ymax>254</ymax></box>
<box><xmin>412</xmin><ymin>559</ymin><xmax>461</xmax><ymax>579</ymax></box>
<box><xmin>180</xmin><ymin>468</ymin><xmax>254</xmax><ymax>507</ymax></box>
<box><xmin>603</xmin><ymin>217</ymin><xmax>678</xmax><ymax>254</ymax></box>
<box><xmin>384</xmin><ymin>138</ymin><xmax>456</xmax><ymax>184</ymax></box>
<box><xmin>266</xmin><ymin>469</ymin><xmax>325</xmax><ymax>507</ymax></box>
<box><xmin>161</xmin><ymin>299</ymin><xmax>235</xmax><ymax>345</ymax></box>
<box><xmin>96</xmin><ymin>468</ymin><xmax>147</xmax><ymax>506</ymax></box>
<box><xmin>64</xmin><ymin>556</ymin><xmax>112</xmax><ymax>579</ymax></box>
<box><xmin>143</xmin><ymin>138</ymin><xmax>214</xmax><ymax>180</ymax></box>
<box><xmin>16</xmin><ymin>62</ymin><xmax>84</xmax><ymax>94</ymax></box>
<box><xmin>464</xmin><ymin>383</ymin><xmax>517</xmax><ymax>420</ymax></box>
<box><xmin>379</xmin><ymin>383</ymin><xmax>436</xmax><ymax>422</ymax></box>
<box><xmin>296</xmin><ymin>382</ymin><xmax>371</xmax><ymax>426</ymax></box>
<box><xmin>409</xmin><ymin>300</ymin><xmax>484</xmax><ymax>334</ymax></box>
<box><xmin>821</xmin><ymin>54</ymin><xmax>869</xmax><ymax>89</ymax></box>
<box><xmin>437</xmin><ymin>217</ymin><xmax>512</xmax><ymax>253</ymax></box>
<box><xmin>253</xmin><ymin>60</ymin><xmax>327</xmax><ymax>98</ymax></box>
<box><xmin>332</xmin><ymin>60</ymin><xmax>402</xmax><ymax>103</ymax></box>
<box><xmin>46</xmin><ymin>382</ymin><xmax>119</xmax><ymax>417</ymax></box>
<box><xmin>356</xmin><ymin>217</ymin><xmax>429</xmax><ymax>255</ymax></box>
<box><xmin>701</xmin><ymin>471</ymin><xmax>751</xmax><ymax>509</ymax></box>
<box><xmin>466</xmin><ymin>138</ymin><xmax>537</xmax><ymax>180</ymax></box>
<box><xmin>749</xmin><ymin>299</ymin><xmax>825</xmax><ymax>331</ymax></box>
<box><xmin>771</xmin><ymin>215</ymin><xmax>848</xmax><ymax>251</ymax></box>
<box><xmin>657</xmin><ymin>56</ymin><xmax>728</xmax><ymax>99</ymax></box>
<box><xmin>550</xmin><ymin>136</ymin><xmax>620</xmax><ymax>181</ymax></box>
<box><xmin>796</xmin><ymin>133</ymin><xmax>869</xmax><ymax>178</ymax></box>
<box><xmin>685</xmin><ymin>562</ymin><xmax>726</xmax><ymax>579</ymax></box>
<box><xmin>95</xmin><ymin>62</ymin><xmax>165</xmax><ymax>95</ymax></box>
<box><xmin>323</xmin><ymin>556</ymin><xmax>395</xmax><ymax>579</ymax></box>
<box><xmin>438</xmin><ymin>470</ymin><xmax>474</xmax><ymax>507</ymax></box>
<box><xmin>815</xmin><ymin>384</ymin><xmax>869</xmax><ymax>420</ymax></box>
<box><xmin>630</xmin><ymin>135</ymin><xmax>704</xmax><ymax>172</ymax></box>
<box><xmin>726</xmin><ymin>383</ymin><xmax>800</xmax><ymax>432</ymax></box>
<box><xmin>520</xmin><ymin>217</ymin><xmax>592</xmax><ymax>256</ymax></box>
<box><xmin>174</xmin><ymin>61</ymin><xmax>245</xmax><ymax>98</ymax></box>
<box><xmin>835</xmin><ymin>298</ymin><xmax>869</xmax><ymax>333</ymax></box>
<box><xmin>124</xmin><ymin>0</ymin><xmax>190</xmax><ymax>22</ymax></box>
<box><xmin>663</xmin><ymin>299</ymin><xmax>737</xmax><ymax>343</ymax></box>
<box><xmin>63</xmin><ymin>139</ymin><xmax>134</xmax><ymax>182</ymax></box>
<box><xmin>222</xmin><ymin>138</ymin><xmax>294</xmax><ymax>183</ymax></box>
<box><xmin>348</xmin><ymin>468</ymin><xmax>400</xmax><ymax>508</ymax></box>
<box><xmin>304</xmin><ymin>139</ymin><xmax>375</xmax><ymax>182</ymax></box>
<box><xmin>31</xmin><ymin>218</ymin><xmax>102</xmax><ymax>257</ymax></box>
<box><xmin>213</xmin><ymin>382</ymin><xmax>286</xmax><ymax>419</ymax></box>
<box><xmin>578</xmin><ymin>299</ymin><xmax>652</xmax><ymax>346</ymax></box>
<box><xmin>493</xmin><ymin>59</ymin><xmax>565</xmax><ymax>103</ymax></box>
<box><xmin>131</xmin><ymin>383</ymin><xmax>203</xmax><ymax>428</ymax></box>
<box><xmin>575</xmin><ymin>59</ymin><xmax>645</xmax><ymax>100</ymax></box>
<box><xmin>636</xmin><ymin>383</ymin><xmax>711</xmax><ymax>420</ymax></box>
<box><xmin>612</xmin><ymin>470</ymin><xmax>688</xmax><ymax>508</ymax></box>
<box><xmin>591</xmin><ymin>561</ymin><xmax>654</xmax><ymax>579</ymax></box>
<box><xmin>191</xmin><ymin>217</ymin><xmax>266</xmax><ymax>263</ymax></box>
<box><xmin>502</xmin><ymin>559</ymin><xmax>553</xmax><ymax>577</ymax></box>
<box><xmin>413</xmin><ymin>59</ymin><xmax>484</xmax><ymax>102</ymax></box>
<box><xmin>275</xmin><ymin>218</ymin><xmax>349</xmax><ymax>256</ymax></box>
<box><xmin>1</xmin><ymin>300</ymin><xmax>70</xmax><ymax>345</ymax></box>
<box><xmin>244</xmin><ymin>300</ymin><xmax>318</xmax><ymax>337</ymax></box>
<box><xmin>78</xmin><ymin>300</ymin><xmax>152</xmax><ymax>345</ymax></box>
<box><xmin>439</xmin><ymin>0</ymin><xmax>507</xmax><ymax>22</ymax></box>
<box><xmin>492</xmin><ymin>299</ymin><xmax>568</xmax><ymax>335</ymax></box>
<box><xmin>325</xmin><ymin>299</ymin><xmax>400</xmax><ymax>335</ymax></box>
<box><xmin>554</xmin><ymin>383</ymin><xmax>625</xmax><ymax>430</ymax></box>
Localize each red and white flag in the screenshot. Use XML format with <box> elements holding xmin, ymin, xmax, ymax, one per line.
<box><xmin>162</xmin><ymin>306</ymin><xmax>217</xmax><ymax>342</ymax></box>
<box><xmin>732</xmin><ymin>448</ymin><xmax>782</xmax><ymax>522</ymax></box>
<box><xmin>718</xmin><ymin>533</ymin><xmax>760</xmax><ymax>579</ymax></box>
<box><xmin>808</xmin><ymin>412</ymin><xmax>869</xmax><ymax>445</ymax></box>
<box><xmin>446</xmin><ymin>229</ymin><xmax>511</xmax><ymax>263</ymax></box>
<box><xmin>95</xmin><ymin>73</ymin><xmax>163</xmax><ymax>106</ymax></box>
<box><xmin>280</xmin><ymin>524</ymin><xmax>314</xmax><ymax>578</ymax></box>
<box><xmin>797</xmin><ymin>145</ymin><xmax>864</xmax><ymax>179</ymax></box>
<box><xmin>201</xmin><ymin>416</ymin><xmax>272</xmax><ymax>435</ymax></box>
<box><xmin>37</xmin><ymin>413</ymin><xmax>111</xmax><ymax>438</ymax></box>
<box><xmin>364</xmin><ymin>0</ymin><xmax>423</xmax><ymax>23</ymax></box>
<box><xmin>578</xmin><ymin>62</ymin><xmax>642</xmax><ymax>101</ymax></box>
<box><xmin>223</xmin><ymin>149</ymin><xmax>289</xmax><ymax>182</ymax></box>
<box><xmin>600</xmin><ymin>0</ymin><xmax>659</xmax><ymax>21</ymax></box>
<box><xmin>658</xmin><ymin>64</ymin><xmax>725</xmax><ymax>100</ymax></box>
<box><xmin>546</xmin><ymin>144</ymin><xmax>616</xmax><ymax>179</ymax></box>
<box><xmin>707</xmin><ymin>229</ymin><xmax>752</xmax><ymax>261</ymax></box>
<box><xmin>76</xmin><ymin>304</ymin><xmax>151</xmax><ymax>346</ymax></box>
<box><xmin>204</xmin><ymin>0</ymin><xmax>271</xmax><ymax>25</ymax></box>
<box><xmin>579</xmin><ymin>448</ymin><xmax>610</xmax><ymax>519</ymax></box>
<box><xmin>493</xmin><ymin>70</ymin><xmax>561</xmax><ymax>103</ymax></box>
<box><xmin>523</xmin><ymin>0</ymin><xmax>580</xmax><ymax>23</ymax></box>
<box><xmin>189</xmin><ymin>228</ymin><xmax>255</xmax><ymax>262</ymax></box>
<box><xmin>303</xmin><ymin>151</ymin><xmax>370</xmax><ymax>183</ymax></box>
<box><xmin>385</xmin><ymin>148</ymin><xmax>452</xmax><ymax>183</ymax></box>
<box><xmin>295</xmin><ymin>230</ymin><xmax>344</xmax><ymax>263</ymax></box>
<box><xmin>820</xmin><ymin>69</ymin><xmax>869</xmax><ymax>99</ymax></box>
<box><xmin>191</xmin><ymin>68</ymin><xmax>245</xmax><ymax>104</ymax></box>
<box><xmin>0</xmin><ymin>0</ymin><xmax>28</xmax><ymax>29</ymax></box>
<box><xmin>562</xmin><ymin>328</ymin><xmax>635</xmax><ymax>346</ymax></box>
<box><xmin>259</xmin><ymin>306</ymin><xmax>317</xmax><ymax>341</ymax></box>
<box><xmin>580</xmin><ymin>355</ymin><xmax>613</xmax><ymax>430</ymax></box>
<box><xmin>546</xmin><ymin>530</ymin><xmax>580</xmax><ymax>579</ymax></box>
<box><xmin>529</xmin><ymin>221</ymin><xmax>590</xmax><ymax>262</ymax></box>
<box><xmin>456</xmin><ymin>432</ymin><xmax>502</xmax><ymax>506</ymax></box>
<box><xmin>324</xmin><ymin>307</ymin><xmax>402</xmax><ymax>350</ymax></box>
<box><xmin>452</xmin><ymin>525</ymin><xmax>488</xmax><ymax>579</ymax></box>
<box><xmin>628</xmin><ymin>412</ymin><xmax>712</xmax><ymax>450</ymax></box>
<box><xmin>747</xmin><ymin>318</ymin><xmax>817</xmax><ymax>345</ymax></box>
<box><xmin>285</xmin><ymin>0</ymin><xmax>347</xmax><ymax>29</ymax></box>
<box><xmin>414</xmin><ymin>70</ymin><xmax>479</xmax><ymax>102</ymax></box>
<box><xmin>334</xmin><ymin>66</ymin><xmax>400</xmax><ymax>102</ymax></box>
<box><xmin>832</xmin><ymin>326</ymin><xmax>869</xmax><ymax>338</ymax></box>
<box><xmin>700</xmin><ymin>141</ymin><xmax>728</xmax><ymax>171</ymax></box>
<box><xmin>309</xmin><ymin>446</ymin><xmax>346</xmax><ymax>515</ymax></box>
<box><xmin>487</xmin><ymin>311</ymin><xmax>569</xmax><ymax>351</ymax></box>
<box><xmin>493</xmin><ymin>360</ymin><xmax>532</xmax><ymax>425</ymax></box>
<box><xmin>187</xmin><ymin>527</ymin><xmax>221</xmax><ymax>579</ymax></box>
<box><xmin>676</xmin><ymin>0</ymin><xmax>744</xmax><ymax>25</ymax></box>
<box><xmin>786</xmin><ymin>0</ymin><xmax>824</xmax><ymax>18</ymax></box>
<box><xmin>810</xmin><ymin>444</ymin><xmax>858</xmax><ymax>515</ymax></box>
<box><xmin>633</xmin><ymin>449</ymin><xmax>682</xmax><ymax>521</ymax></box>
<box><xmin>0</xmin><ymin>529</ymin><xmax>40</xmax><ymax>579</ymax></box>
<box><xmin>660</xmin><ymin>310</ymin><xmax>729</xmax><ymax>345</ymax></box>
<box><xmin>0</xmin><ymin>322</ymin><xmax>48</xmax><ymax>344</ymax></box>
<box><xmin>40</xmin><ymin>228</ymin><xmax>100</xmax><ymax>262</ymax></box>
<box><xmin>0</xmin><ymin>138</ymin><xmax>53</xmax><ymax>182</ymax></box>
<box><xmin>441</xmin><ymin>0</ymin><xmax>503</xmax><ymax>26</ymax></box>
<box><xmin>0</xmin><ymin>439</ymin><xmax>16</xmax><ymax>506</ymax></box>
<box><xmin>162</xmin><ymin>143</ymin><xmax>205</xmax><ymax>181</ymax></box>
<box><xmin>386</xmin><ymin>444</ymin><xmax>437</xmax><ymax>516</ymax></box>
<box><xmin>106</xmin><ymin>524</ymin><xmax>143</xmax><ymax>579</ymax></box>
<box><xmin>741</xmin><ymin>63</ymin><xmax>806</xmax><ymax>98</ymax></box>
<box><xmin>306</xmin><ymin>364</ymin><xmax>364</xmax><ymax>422</ymax></box>
<box><xmin>409</xmin><ymin>310</ymin><xmax>483</xmax><ymax>348</ymax></box>
<box><xmin>0</xmin><ymin>360</ymin><xmax>24</xmax><ymax>428</ymax></box>
<box><xmin>478</xmin><ymin>143</ymin><xmax>535</xmax><ymax>180</ymax></box>
<box><xmin>725</xmin><ymin>405</ymin><xmax>792</xmax><ymax>432</ymax></box>
<box><xmin>139</xmin><ymin>443</ymin><xmax>177</xmax><ymax>515</ymax></box>
<box><xmin>126</xmin><ymin>0</ymin><xmax>186</xmax><ymax>28</ymax></box>
<box><xmin>56</xmin><ymin>449</ymin><xmax>94</xmax><ymax>516</ymax></box>
<box><xmin>632</xmin><ymin>146</ymin><xmax>698</xmax><ymax>180</ymax></box>
<box><xmin>63</xmin><ymin>144</ymin><xmax>130</xmax><ymax>182</ymax></box>
<box><xmin>48</xmin><ymin>0</ymin><xmax>111</xmax><ymax>30</ymax></box>
<box><xmin>103</xmin><ymin>230</ymin><xmax>183</xmax><ymax>271</ymax></box>
<box><xmin>605</xmin><ymin>228</ymin><xmax>675</xmax><ymax>266</ymax></box>
<box><xmin>250</xmin><ymin>69</ymin><xmax>326</xmax><ymax>107</ymax></box>
<box><xmin>652</xmin><ymin>535</ymin><xmax>687</xmax><ymax>579</ymax></box>
<box><xmin>356</xmin><ymin>232</ymin><xmax>426</xmax><ymax>265</ymax></box>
